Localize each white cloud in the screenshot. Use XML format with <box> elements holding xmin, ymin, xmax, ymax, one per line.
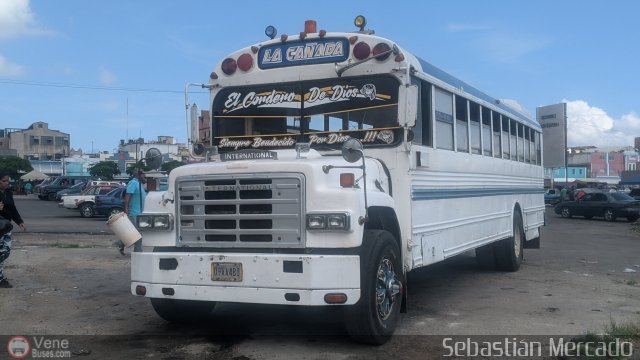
<box><xmin>99</xmin><ymin>65</ymin><xmax>117</xmax><ymax>85</ymax></box>
<box><xmin>0</xmin><ymin>55</ymin><xmax>25</xmax><ymax>76</ymax></box>
<box><xmin>0</xmin><ymin>0</ymin><xmax>54</xmax><ymax>40</ymax></box>
<box><xmin>565</xmin><ymin>100</ymin><xmax>638</xmax><ymax>147</ymax></box>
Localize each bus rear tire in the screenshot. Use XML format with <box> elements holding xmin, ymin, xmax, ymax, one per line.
<box><xmin>150</xmin><ymin>298</ymin><xmax>216</xmax><ymax>323</ymax></box>
<box><xmin>495</xmin><ymin>211</ymin><xmax>524</xmax><ymax>272</ymax></box>
<box><xmin>344</xmin><ymin>230</ymin><xmax>403</xmax><ymax>345</ymax></box>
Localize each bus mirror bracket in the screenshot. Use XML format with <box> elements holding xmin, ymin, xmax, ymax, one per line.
<box><xmin>322</xmin><ymin>139</ymin><xmax>369</xmax><ymax>224</ymax></box>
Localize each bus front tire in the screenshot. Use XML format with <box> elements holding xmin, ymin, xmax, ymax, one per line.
<box><xmin>345</xmin><ymin>230</ymin><xmax>403</xmax><ymax>345</ymax></box>
<box><xmin>150</xmin><ymin>298</ymin><xmax>216</xmax><ymax>323</ymax></box>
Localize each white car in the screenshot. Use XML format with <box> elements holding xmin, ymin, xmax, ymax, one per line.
<box><xmin>59</xmin><ymin>183</ymin><xmax>122</xmax><ymax>217</ymax></box>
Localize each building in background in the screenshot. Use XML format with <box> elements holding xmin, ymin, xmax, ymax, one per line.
<box><xmin>116</xmin><ymin>136</ymin><xmax>187</xmax><ymax>174</ymax></box>
<box><xmin>0</xmin><ymin>122</ymin><xmax>70</xmax><ymax>160</ymax></box>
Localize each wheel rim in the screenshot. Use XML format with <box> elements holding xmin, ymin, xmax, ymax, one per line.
<box><xmin>561</xmin><ymin>208</ymin><xmax>570</xmax><ymax>217</ymax></box>
<box><xmin>82</xmin><ymin>206</ymin><xmax>92</xmax><ymax>217</ymax></box>
<box><xmin>376</xmin><ymin>257</ymin><xmax>402</xmax><ymax>321</ymax></box>
<box><xmin>605</xmin><ymin>210</ymin><xmax>613</xmax><ymax>221</ymax></box>
<box><xmin>514</xmin><ymin>223</ymin><xmax>522</xmax><ymax>258</ymax></box>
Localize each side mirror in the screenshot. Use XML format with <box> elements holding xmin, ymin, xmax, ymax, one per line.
<box><xmin>189</xmin><ymin>104</ymin><xmax>200</xmax><ymax>146</ymax></box>
<box><xmin>342</xmin><ymin>139</ymin><xmax>363</xmax><ymax>163</ymax></box>
<box><xmin>404</xmin><ymin>85</ymin><xmax>419</xmax><ymax>127</ymax></box>
<box><xmin>145</xmin><ymin>148</ymin><xmax>162</xmax><ymax>170</ymax></box>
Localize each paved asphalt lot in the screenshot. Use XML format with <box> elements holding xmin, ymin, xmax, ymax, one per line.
<box><xmin>0</xmin><ymin>195</ymin><xmax>639</xmax><ymax>359</ymax></box>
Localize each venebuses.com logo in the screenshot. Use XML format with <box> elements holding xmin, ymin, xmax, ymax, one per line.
<box><xmin>6</xmin><ymin>336</ymin><xmax>30</xmax><ymax>359</ymax></box>
<box><xmin>5</xmin><ymin>335</ymin><xmax>71</xmax><ymax>359</ymax></box>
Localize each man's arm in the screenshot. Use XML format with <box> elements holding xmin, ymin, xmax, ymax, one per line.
<box><xmin>124</xmin><ymin>193</ymin><xmax>131</xmax><ymax>214</ymax></box>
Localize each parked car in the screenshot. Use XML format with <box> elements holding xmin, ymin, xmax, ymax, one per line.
<box><xmin>554</xmin><ymin>191</ymin><xmax>640</xmax><ymax>222</ymax></box>
<box><xmin>33</xmin><ymin>177</ymin><xmax>56</xmax><ymax>195</ymax></box>
<box><xmin>59</xmin><ymin>183</ymin><xmax>122</xmax><ymax>217</ymax></box>
<box><xmin>94</xmin><ymin>187</ymin><xmax>126</xmax><ymax>217</ymax></box>
<box><xmin>544</xmin><ymin>188</ymin><xmax>561</xmax><ymax>205</ymax></box>
<box><xmin>54</xmin><ymin>181</ymin><xmax>88</xmax><ymax>201</ymax></box>
<box><xmin>38</xmin><ymin>176</ymin><xmax>96</xmax><ymax>201</ymax></box>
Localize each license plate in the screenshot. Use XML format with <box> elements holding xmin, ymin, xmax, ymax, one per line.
<box><xmin>211</xmin><ymin>262</ymin><xmax>243</xmax><ymax>282</ymax></box>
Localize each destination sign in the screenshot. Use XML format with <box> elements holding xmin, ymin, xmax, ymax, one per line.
<box><xmin>258</xmin><ymin>38</ymin><xmax>349</xmax><ymax>69</ymax></box>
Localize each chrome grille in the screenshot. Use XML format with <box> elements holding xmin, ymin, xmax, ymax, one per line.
<box><xmin>176</xmin><ymin>173</ymin><xmax>305</xmax><ymax>248</ymax></box>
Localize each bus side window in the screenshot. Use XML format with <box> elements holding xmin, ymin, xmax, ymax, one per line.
<box><xmin>469</xmin><ymin>101</ymin><xmax>481</xmax><ymax>154</ymax></box>
<box><xmin>529</xmin><ymin>128</ymin><xmax>536</xmax><ymax>164</ymax></box>
<box><xmin>435</xmin><ymin>88</ymin><xmax>454</xmax><ymax>150</ymax></box>
<box><xmin>455</xmin><ymin>95</ymin><xmax>469</xmax><ymax>153</ymax></box>
<box><xmin>509</xmin><ymin>118</ymin><xmax>517</xmax><ymax>161</ymax></box>
<box><xmin>482</xmin><ymin>106</ymin><xmax>492</xmax><ymax>156</ymax></box>
<box><xmin>492</xmin><ymin>111</ymin><xmax>501</xmax><ymax>158</ymax></box>
<box><xmin>524</xmin><ymin>125</ymin><xmax>530</xmax><ymax>163</ymax></box>
<box><xmin>517</xmin><ymin>122</ymin><xmax>525</xmax><ymax>162</ymax></box>
<box><xmin>501</xmin><ymin>115</ymin><xmax>510</xmax><ymax>159</ymax></box>
<box><xmin>417</xmin><ymin>81</ymin><xmax>432</xmax><ymax>146</ymax></box>
<box><xmin>535</xmin><ymin>131</ymin><xmax>541</xmax><ymax>165</ymax></box>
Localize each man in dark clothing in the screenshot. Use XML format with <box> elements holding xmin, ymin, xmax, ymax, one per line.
<box><xmin>0</xmin><ymin>172</ymin><xmax>27</xmax><ymax>288</ymax></box>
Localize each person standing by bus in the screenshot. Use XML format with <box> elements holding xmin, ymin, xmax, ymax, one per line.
<box><xmin>560</xmin><ymin>187</ymin><xmax>568</xmax><ymax>202</ymax></box>
<box><xmin>0</xmin><ymin>172</ymin><xmax>27</xmax><ymax>288</ymax></box>
<box><xmin>115</xmin><ymin>170</ymin><xmax>147</xmax><ymax>255</ymax></box>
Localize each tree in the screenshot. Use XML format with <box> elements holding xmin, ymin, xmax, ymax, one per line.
<box><xmin>0</xmin><ymin>156</ymin><xmax>33</xmax><ymax>178</ymax></box>
<box><xmin>161</xmin><ymin>160</ymin><xmax>185</xmax><ymax>174</ymax></box>
<box><xmin>89</xmin><ymin>161</ymin><xmax>120</xmax><ymax>180</ymax></box>
<box><xmin>126</xmin><ymin>163</ymin><xmax>151</xmax><ymax>177</ymax></box>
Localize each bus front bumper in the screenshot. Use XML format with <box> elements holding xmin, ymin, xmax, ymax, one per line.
<box><xmin>131</xmin><ymin>252</ymin><xmax>361</xmax><ymax>306</ymax></box>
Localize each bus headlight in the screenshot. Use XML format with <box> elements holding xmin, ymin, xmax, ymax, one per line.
<box><xmin>137</xmin><ymin>214</ymin><xmax>173</xmax><ymax>230</ymax></box>
<box><xmin>306</xmin><ymin>213</ymin><xmax>350</xmax><ymax>231</ymax></box>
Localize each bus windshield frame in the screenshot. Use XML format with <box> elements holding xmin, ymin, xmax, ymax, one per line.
<box><xmin>211</xmin><ymin>75</ymin><xmax>402</xmax><ymax>151</ymax></box>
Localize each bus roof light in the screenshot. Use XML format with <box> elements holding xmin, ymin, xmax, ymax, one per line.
<box><xmin>299</xmin><ymin>32</ymin><xmax>307</xmax><ymax>40</ymax></box>
<box><xmin>353</xmin><ymin>42</ymin><xmax>371</xmax><ymax>60</ymax></box>
<box><xmin>210</xmin><ymin>72</ymin><xmax>218</xmax><ymax>80</ymax></box>
<box><xmin>395</xmin><ymin>53</ymin><xmax>405</xmax><ymax>62</ymax></box>
<box><xmin>349</xmin><ymin>36</ymin><xmax>358</xmax><ymax>45</ymax></box>
<box><xmin>237</xmin><ymin>53</ymin><xmax>253</xmax><ymax>72</ymax></box>
<box><xmin>354</xmin><ymin>15</ymin><xmax>366</xmax><ymax>31</ymax></box>
<box><xmin>340</xmin><ymin>173</ymin><xmax>355</xmax><ymax>188</ymax></box>
<box><xmin>373</xmin><ymin>43</ymin><xmax>392</xmax><ymax>61</ymax></box>
<box><xmin>221</xmin><ymin>58</ymin><xmax>237</xmax><ymax>75</ymax></box>
<box><xmin>280</xmin><ymin>34</ymin><xmax>288</xmax><ymax>43</ymax></box>
<box><xmin>305</xmin><ymin>20</ymin><xmax>317</xmax><ymax>33</ymax></box>
<box><xmin>251</xmin><ymin>46</ymin><xmax>259</xmax><ymax>54</ymax></box>
<box><xmin>265</xmin><ymin>25</ymin><xmax>277</xmax><ymax>39</ymax></box>
<box><xmin>319</xmin><ymin>29</ymin><xmax>327</xmax><ymax>38</ymax></box>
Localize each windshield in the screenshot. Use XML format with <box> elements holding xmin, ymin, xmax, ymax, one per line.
<box><xmin>611</xmin><ymin>192</ymin><xmax>635</xmax><ymax>201</ymax></box>
<box><xmin>212</xmin><ymin>76</ymin><xmax>401</xmax><ymax>151</ymax></box>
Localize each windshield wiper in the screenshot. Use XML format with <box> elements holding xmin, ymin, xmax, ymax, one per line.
<box><xmin>335</xmin><ymin>44</ymin><xmax>399</xmax><ymax>77</ymax></box>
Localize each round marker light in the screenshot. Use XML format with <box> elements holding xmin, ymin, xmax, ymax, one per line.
<box><xmin>221</xmin><ymin>58</ymin><xmax>237</xmax><ymax>75</ymax></box>
<box><xmin>265</xmin><ymin>25</ymin><xmax>277</xmax><ymax>39</ymax></box>
<box><xmin>353</xmin><ymin>42</ymin><xmax>371</xmax><ymax>60</ymax></box>
<box><xmin>237</xmin><ymin>53</ymin><xmax>253</xmax><ymax>72</ymax></box>
<box><xmin>354</xmin><ymin>15</ymin><xmax>366</xmax><ymax>31</ymax></box>
<box><xmin>373</xmin><ymin>43</ymin><xmax>392</xmax><ymax>61</ymax></box>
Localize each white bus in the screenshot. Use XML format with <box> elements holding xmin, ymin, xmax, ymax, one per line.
<box><xmin>131</xmin><ymin>16</ymin><xmax>545</xmax><ymax>344</ymax></box>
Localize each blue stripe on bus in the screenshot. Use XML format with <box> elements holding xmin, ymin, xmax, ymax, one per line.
<box><xmin>412</xmin><ymin>188</ymin><xmax>545</xmax><ymax>201</ymax></box>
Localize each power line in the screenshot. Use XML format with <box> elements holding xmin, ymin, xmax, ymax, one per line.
<box><xmin>0</xmin><ymin>78</ymin><xmax>206</xmax><ymax>94</ymax></box>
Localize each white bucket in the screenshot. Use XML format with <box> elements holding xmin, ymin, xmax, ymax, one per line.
<box><xmin>107</xmin><ymin>212</ymin><xmax>142</xmax><ymax>248</ymax></box>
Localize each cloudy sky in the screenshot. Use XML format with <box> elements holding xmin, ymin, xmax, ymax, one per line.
<box><xmin>1</xmin><ymin>0</ymin><xmax>639</xmax><ymax>152</ymax></box>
